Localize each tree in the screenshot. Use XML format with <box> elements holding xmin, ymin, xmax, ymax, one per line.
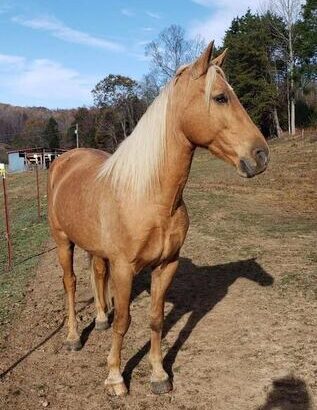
<box><xmin>296</xmin><ymin>0</ymin><xmax>317</xmax><ymax>90</ymax></box>
<box><xmin>223</xmin><ymin>10</ymin><xmax>283</xmax><ymax>137</ymax></box>
<box><xmin>43</xmin><ymin>117</ymin><xmax>60</xmax><ymax>149</ymax></box>
<box><xmin>95</xmin><ymin>108</ymin><xmax>119</xmax><ymax>152</ymax></box>
<box><xmin>139</xmin><ymin>72</ymin><xmax>161</xmax><ymax>105</ymax></box>
<box><xmin>66</xmin><ymin>108</ymin><xmax>97</xmax><ymax>148</ymax></box>
<box><xmin>145</xmin><ymin>24</ymin><xmax>206</xmax><ymax>87</ymax></box>
<box><xmin>266</xmin><ymin>0</ymin><xmax>302</xmax><ymax>134</ymax></box>
<box><xmin>23</xmin><ymin>118</ymin><xmax>46</xmax><ymax>147</ymax></box>
<box><xmin>92</xmin><ymin>74</ymin><xmax>146</xmax><ymax>139</ymax></box>
<box><xmin>297</xmin><ymin>0</ymin><xmax>317</xmax><ymax>62</ymax></box>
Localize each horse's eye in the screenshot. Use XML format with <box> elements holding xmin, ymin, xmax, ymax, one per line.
<box><xmin>214</xmin><ymin>94</ymin><xmax>228</xmax><ymax>104</ymax></box>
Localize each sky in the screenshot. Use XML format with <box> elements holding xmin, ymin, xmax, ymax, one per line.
<box><xmin>0</xmin><ymin>0</ymin><xmax>259</xmax><ymax>109</ymax></box>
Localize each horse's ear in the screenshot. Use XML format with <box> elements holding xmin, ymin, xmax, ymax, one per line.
<box><xmin>191</xmin><ymin>41</ymin><xmax>214</xmax><ymax>80</ymax></box>
<box><xmin>174</xmin><ymin>64</ymin><xmax>188</xmax><ymax>84</ymax></box>
<box><xmin>212</xmin><ymin>48</ymin><xmax>228</xmax><ymax>68</ymax></box>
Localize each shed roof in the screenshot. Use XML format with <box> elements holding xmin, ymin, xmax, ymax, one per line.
<box><xmin>7</xmin><ymin>147</ymin><xmax>68</xmax><ymax>154</ymax></box>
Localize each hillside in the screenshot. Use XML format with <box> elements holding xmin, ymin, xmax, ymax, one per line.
<box><xmin>0</xmin><ymin>102</ymin><xmax>77</xmax><ymax>146</ymax></box>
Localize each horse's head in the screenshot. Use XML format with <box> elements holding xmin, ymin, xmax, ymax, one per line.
<box><xmin>173</xmin><ymin>42</ymin><xmax>269</xmax><ymax>178</ymax></box>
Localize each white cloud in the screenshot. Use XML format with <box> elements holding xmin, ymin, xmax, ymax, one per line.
<box><xmin>12</xmin><ymin>15</ymin><xmax>124</xmax><ymax>52</ymax></box>
<box><xmin>137</xmin><ymin>40</ymin><xmax>151</xmax><ymax>46</ymax></box>
<box><xmin>191</xmin><ymin>0</ymin><xmax>215</xmax><ymax>6</ymax></box>
<box><xmin>142</xmin><ymin>27</ymin><xmax>154</xmax><ymax>32</ymax></box>
<box><xmin>121</xmin><ymin>8</ymin><xmax>135</xmax><ymax>17</ymax></box>
<box><xmin>146</xmin><ymin>11</ymin><xmax>161</xmax><ymax>19</ymax></box>
<box><xmin>189</xmin><ymin>0</ymin><xmax>260</xmax><ymax>46</ymax></box>
<box><xmin>0</xmin><ymin>53</ymin><xmax>94</xmax><ymax>108</ymax></box>
<box><xmin>0</xmin><ymin>53</ymin><xmax>25</xmax><ymax>67</ymax></box>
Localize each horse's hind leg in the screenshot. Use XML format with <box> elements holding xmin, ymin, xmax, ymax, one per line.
<box><xmin>56</xmin><ymin>235</ymin><xmax>81</xmax><ymax>351</ymax></box>
<box><xmin>91</xmin><ymin>256</ymin><xmax>111</xmax><ymax>330</ymax></box>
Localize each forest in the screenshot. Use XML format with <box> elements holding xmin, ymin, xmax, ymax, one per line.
<box><xmin>0</xmin><ymin>0</ymin><xmax>316</xmax><ymax>163</ymax></box>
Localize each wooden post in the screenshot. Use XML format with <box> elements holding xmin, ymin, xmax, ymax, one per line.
<box><xmin>42</xmin><ymin>148</ymin><xmax>45</xmax><ymax>169</ymax></box>
<box><xmin>35</xmin><ymin>164</ymin><xmax>41</xmax><ymax>221</ymax></box>
<box><xmin>2</xmin><ymin>173</ymin><xmax>13</xmax><ymax>269</ymax></box>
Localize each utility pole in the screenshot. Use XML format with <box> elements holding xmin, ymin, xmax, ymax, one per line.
<box><xmin>75</xmin><ymin>123</ymin><xmax>79</xmax><ymax>148</ymax></box>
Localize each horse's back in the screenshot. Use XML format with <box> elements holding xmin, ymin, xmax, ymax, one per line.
<box><xmin>48</xmin><ymin>148</ymin><xmax>113</xmax><ymax>247</ymax></box>
<box><xmin>48</xmin><ymin>148</ymin><xmax>110</xmax><ymax>188</ymax></box>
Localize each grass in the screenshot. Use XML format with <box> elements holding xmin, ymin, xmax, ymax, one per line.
<box><xmin>184</xmin><ymin>133</ymin><xmax>317</xmax><ymax>299</ymax></box>
<box><xmin>0</xmin><ymin>169</ymin><xmax>49</xmax><ymax>333</ymax></box>
<box><xmin>0</xmin><ymin>132</ymin><xmax>316</xmax><ymax>337</ymax></box>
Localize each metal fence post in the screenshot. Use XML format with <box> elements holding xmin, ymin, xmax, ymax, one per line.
<box><xmin>35</xmin><ymin>164</ymin><xmax>41</xmax><ymax>221</ymax></box>
<box><xmin>1</xmin><ymin>170</ymin><xmax>13</xmax><ymax>269</ymax></box>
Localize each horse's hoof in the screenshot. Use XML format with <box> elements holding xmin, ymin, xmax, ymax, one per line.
<box><xmin>151</xmin><ymin>379</ymin><xmax>172</xmax><ymax>395</ymax></box>
<box><xmin>65</xmin><ymin>339</ymin><xmax>82</xmax><ymax>351</ymax></box>
<box><xmin>95</xmin><ymin>320</ymin><xmax>110</xmax><ymax>331</ymax></box>
<box><xmin>105</xmin><ymin>381</ymin><xmax>128</xmax><ymax>397</ymax></box>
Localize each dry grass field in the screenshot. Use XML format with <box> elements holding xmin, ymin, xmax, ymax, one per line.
<box><xmin>0</xmin><ymin>133</ymin><xmax>316</xmax><ymax>409</ymax></box>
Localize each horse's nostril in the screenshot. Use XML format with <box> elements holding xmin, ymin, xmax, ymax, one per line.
<box><xmin>254</xmin><ymin>148</ymin><xmax>268</xmax><ymax>166</ymax></box>
<box><xmin>239</xmin><ymin>159</ymin><xmax>255</xmax><ymax>177</ymax></box>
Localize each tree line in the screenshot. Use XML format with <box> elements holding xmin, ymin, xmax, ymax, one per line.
<box><xmin>0</xmin><ymin>0</ymin><xmax>315</xmax><ymax>158</ymax></box>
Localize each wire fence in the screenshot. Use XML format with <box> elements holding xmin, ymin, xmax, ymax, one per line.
<box><xmin>0</xmin><ymin>166</ymin><xmax>49</xmax><ymax>269</ymax></box>
<box><xmin>0</xmin><ymin>167</ymin><xmax>51</xmax><ymax>326</ymax></box>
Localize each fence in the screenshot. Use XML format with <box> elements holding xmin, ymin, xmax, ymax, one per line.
<box><xmin>0</xmin><ymin>165</ymin><xmax>49</xmax><ymax>269</ymax></box>
<box><xmin>0</xmin><ymin>167</ymin><xmax>51</xmax><ymax>327</ymax></box>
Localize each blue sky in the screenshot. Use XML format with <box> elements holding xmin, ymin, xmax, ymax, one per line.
<box><xmin>0</xmin><ymin>0</ymin><xmax>257</xmax><ymax>108</ymax></box>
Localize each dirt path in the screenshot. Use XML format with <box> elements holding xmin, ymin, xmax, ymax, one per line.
<box><xmin>0</xmin><ymin>233</ymin><xmax>316</xmax><ymax>410</ymax></box>
<box><xmin>1</xmin><ymin>136</ymin><xmax>316</xmax><ymax>409</ymax></box>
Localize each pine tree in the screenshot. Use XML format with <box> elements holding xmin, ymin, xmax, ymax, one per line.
<box><xmin>43</xmin><ymin>117</ymin><xmax>60</xmax><ymax>149</ymax></box>
<box><xmin>223</xmin><ymin>10</ymin><xmax>284</xmax><ymax>136</ymax></box>
<box><xmin>296</xmin><ymin>0</ymin><xmax>317</xmax><ymax>84</ymax></box>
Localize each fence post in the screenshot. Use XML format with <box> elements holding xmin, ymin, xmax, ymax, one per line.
<box><xmin>35</xmin><ymin>164</ymin><xmax>41</xmax><ymax>221</ymax></box>
<box><xmin>1</xmin><ymin>166</ymin><xmax>13</xmax><ymax>269</ymax></box>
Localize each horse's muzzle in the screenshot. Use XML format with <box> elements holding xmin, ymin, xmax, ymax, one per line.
<box><xmin>238</xmin><ymin>147</ymin><xmax>269</xmax><ymax>178</ymax></box>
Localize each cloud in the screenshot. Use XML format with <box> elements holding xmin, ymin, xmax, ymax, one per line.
<box><xmin>191</xmin><ymin>0</ymin><xmax>215</xmax><ymax>6</ymax></box>
<box><xmin>189</xmin><ymin>0</ymin><xmax>260</xmax><ymax>46</ymax></box>
<box><xmin>121</xmin><ymin>8</ymin><xmax>135</xmax><ymax>17</ymax></box>
<box><xmin>146</xmin><ymin>11</ymin><xmax>161</xmax><ymax>19</ymax></box>
<box><xmin>0</xmin><ymin>53</ymin><xmax>94</xmax><ymax>108</ymax></box>
<box><xmin>0</xmin><ymin>53</ymin><xmax>25</xmax><ymax>67</ymax></box>
<box><xmin>142</xmin><ymin>27</ymin><xmax>154</xmax><ymax>32</ymax></box>
<box><xmin>12</xmin><ymin>15</ymin><xmax>124</xmax><ymax>51</ymax></box>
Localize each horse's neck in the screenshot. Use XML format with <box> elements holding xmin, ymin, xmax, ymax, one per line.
<box><xmin>158</xmin><ymin>130</ymin><xmax>195</xmax><ymax>210</ymax></box>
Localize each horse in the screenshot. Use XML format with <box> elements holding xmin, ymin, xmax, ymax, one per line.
<box><xmin>47</xmin><ymin>42</ymin><xmax>269</xmax><ymax>397</ymax></box>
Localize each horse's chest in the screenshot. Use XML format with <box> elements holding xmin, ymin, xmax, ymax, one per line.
<box><xmin>133</xmin><ymin>205</ymin><xmax>189</xmax><ymax>267</ymax></box>
<box><xmin>162</xmin><ymin>209</ymin><xmax>188</xmax><ymax>259</ymax></box>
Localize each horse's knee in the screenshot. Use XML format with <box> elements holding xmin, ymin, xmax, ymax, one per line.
<box><xmin>150</xmin><ymin>314</ymin><xmax>163</xmax><ymax>333</ymax></box>
<box><xmin>63</xmin><ymin>273</ymin><xmax>76</xmax><ymax>292</ymax></box>
<box><xmin>113</xmin><ymin>312</ymin><xmax>131</xmax><ymax>335</ymax></box>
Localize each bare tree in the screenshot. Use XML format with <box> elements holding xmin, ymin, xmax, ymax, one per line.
<box><xmin>265</xmin><ymin>0</ymin><xmax>302</xmax><ymax>135</ymax></box>
<box><xmin>145</xmin><ymin>25</ymin><xmax>206</xmax><ymax>87</ymax></box>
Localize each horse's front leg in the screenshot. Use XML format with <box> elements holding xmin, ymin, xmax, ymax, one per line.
<box><xmin>105</xmin><ymin>262</ymin><xmax>133</xmax><ymax>396</ymax></box>
<box><xmin>149</xmin><ymin>258</ymin><xmax>179</xmax><ymax>394</ymax></box>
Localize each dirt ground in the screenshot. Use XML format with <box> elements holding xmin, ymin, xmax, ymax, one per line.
<box><xmin>0</xmin><ymin>134</ymin><xmax>316</xmax><ymax>409</ymax></box>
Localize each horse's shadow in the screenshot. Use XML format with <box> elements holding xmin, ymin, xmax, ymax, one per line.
<box><xmin>122</xmin><ymin>257</ymin><xmax>274</xmax><ymax>388</ymax></box>
<box><xmin>258</xmin><ymin>375</ymin><xmax>313</xmax><ymax>410</ymax></box>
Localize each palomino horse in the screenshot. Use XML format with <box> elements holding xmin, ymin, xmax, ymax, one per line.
<box><xmin>48</xmin><ymin>42</ymin><xmax>269</xmax><ymax>396</ymax></box>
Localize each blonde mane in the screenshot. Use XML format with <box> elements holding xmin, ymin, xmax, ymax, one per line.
<box><xmin>98</xmin><ymin>64</ymin><xmax>221</xmax><ymax>199</ymax></box>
